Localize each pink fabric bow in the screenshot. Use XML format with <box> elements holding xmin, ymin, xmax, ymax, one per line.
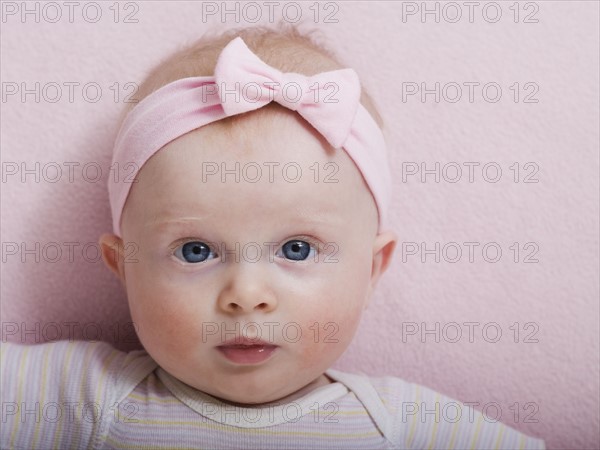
<box><xmin>214</xmin><ymin>37</ymin><xmax>361</xmax><ymax>149</ymax></box>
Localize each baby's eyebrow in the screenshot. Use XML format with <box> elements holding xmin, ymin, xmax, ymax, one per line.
<box><xmin>146</xmin><ymin>212</ymin><xmax>341</xmax><ymax>231</ymax></box>
<box><xmin>145</xmin><ymin>216</ymin><xmax>208</xmax><ymax>230</ymax></box>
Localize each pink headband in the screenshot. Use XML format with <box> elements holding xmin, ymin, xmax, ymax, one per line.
<box><xmin>109</xmin><ymin>36</ymin><xmax>391</xmax><ymax>237</ymax></box>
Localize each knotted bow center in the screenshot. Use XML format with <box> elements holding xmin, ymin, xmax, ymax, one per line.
<box><xmin>271</xmin><ymin>72</ymin><xmax>310</xmax><ymax>112</ymax></box>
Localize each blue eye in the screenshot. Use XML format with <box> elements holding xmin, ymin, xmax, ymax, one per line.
<box><xmin>174</xmin><ymin>241</ymin><xmax>215</xmax><ymax>263</ymax></box>
<box><xmin>279</xmin><ymin>240</ymin><xmax>315</xmax><ymax>261</ymax></box>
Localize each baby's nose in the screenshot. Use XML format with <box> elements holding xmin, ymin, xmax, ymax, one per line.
<box><xmin>217</xmin><ymin>262</ymin><xmax>278</xmax><ymax>314</ymax></box>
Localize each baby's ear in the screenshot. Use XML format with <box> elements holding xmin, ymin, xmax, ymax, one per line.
<box><xmin>99</xmin><ymin>233</ymin><xmax>127</xmax><ymax>285</ymax></box>
<box><xmin>365</xmin><ymin>230</ymin><xmax>398</xmax><ymax>308</ymax></box>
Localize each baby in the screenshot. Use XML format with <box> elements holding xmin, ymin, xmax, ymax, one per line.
<box><xmin>1</xmin><ymin>24</ymin><xmax>546</xmax><ymax>449</ymax></box>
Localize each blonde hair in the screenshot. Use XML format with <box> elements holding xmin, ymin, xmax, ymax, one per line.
<box><xmin>125</xmin><ymin>22</ymin><xmax>384</xmax><ymax>130</ymax></box>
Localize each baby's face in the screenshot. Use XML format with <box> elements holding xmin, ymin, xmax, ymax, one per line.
<box><xmin>102</xmin><ymin>107</ymin><xmax>396</xmax><ymax>405</ymax></box>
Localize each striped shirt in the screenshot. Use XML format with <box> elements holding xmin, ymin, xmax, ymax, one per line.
<box><xmin>1</xmin><ymin>340</ymin><xmax>546</xmax><ymax>449</ymax></box>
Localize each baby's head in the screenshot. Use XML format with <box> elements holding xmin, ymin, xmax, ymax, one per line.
<box><xmin>100</xmin><ymin>25</ymin><xmax>397</xmax><ymax>405</ymax></box>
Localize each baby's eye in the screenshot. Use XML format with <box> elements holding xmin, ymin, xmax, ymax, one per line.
<box><xmin>174</xmin><ymin>241</ymin><xmax>216</xmax><ymax>264</ymax></box>
<box><xmin>277</xmin><ymin>240</ymin><xmax>316</xmax><ymax>262</ymax></box>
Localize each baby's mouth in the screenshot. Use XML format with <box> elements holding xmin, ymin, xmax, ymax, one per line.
<box><xmin>216</xmin><ymin>337</ymin><xmax>279</xmax><ymax>364</ymax></box>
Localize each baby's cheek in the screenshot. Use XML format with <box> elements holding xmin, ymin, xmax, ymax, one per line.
<box><xmin>297</xmin><ymin>313</ymin><xmax>358</xmax><ymax>363</ymax></box>
<box><xmin>131</xmin><ymin>291</ymin><xmax>203</xmax><ymax>354</ymax></box>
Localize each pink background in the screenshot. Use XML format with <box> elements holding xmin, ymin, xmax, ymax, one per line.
<box><xmin>1</xmin><ymin>2</ymin><xmax>598</xmax><ymax>449</ymax></box>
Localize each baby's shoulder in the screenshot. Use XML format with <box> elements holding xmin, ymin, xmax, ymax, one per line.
<box><xmin>1</xmin><ymin>340</ymin><xmax>157</xmax><ymax>399</ymax></box>
<box><xmin>1</xmin><ymin>338</ymin><xmax>121</xmax><ymax>369</ymax></box>
<box><xmin>360</xmin><ymin>371</ymin><xmax>487</xmax><ymax>412</ymax></box>
<box><xmin>348</xmin><ymin>371</ymin><xmax>416</xmax><ymax>406</ymax></box>
<box><xmin>326</xmin><ymin>369</ymin><xmax>416</xmax><ymax>418</ymax></box>
<box><xmin>360</xmin><ymin>372</ymin><xmax>546</xmax><ymax>449</ymax></box>
<box><xmin>2</xmin><ymin>339</ymin><xmax>134</xmax><ymax>371</ymax></box>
